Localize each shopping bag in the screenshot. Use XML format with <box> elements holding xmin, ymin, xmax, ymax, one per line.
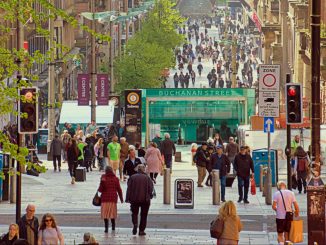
<box><xmin>250</xmin><ymin>178</ymin><xmax>256</xmax><ymax>195</ymax></box>
<box><xmin>289</xmin><ymin>220</ymin><xmax>303</xmax><ymax>243</ymax></box>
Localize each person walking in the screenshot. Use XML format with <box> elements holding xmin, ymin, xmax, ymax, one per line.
<box><xmin>293</xmin><ymin>146</ymin><xmax>310</xmax><ymax>194</ymax></box>
<box><xmin>184</xmin><ymin>73</ymin><xmax>190</xmax><ymax>88</ymax></box>
<box><xmin>145</xmin><ymin>142</ymin><xmax>163</xmax><ymax>184</ymax></box>
<box><xmin>195</xmin><ymin>142</ymin><xmax>209</xmax><ymax>187</ymax></box>
<box><xmin>173</xmin><ymin>73</ymin><xmax>179</xmax><ymax>88</ymax></box>
<box><xmin>119</xmin><ymin>137</ymin><xmax>129</xmax><ymax>181</ymax></box>
<box><xmin>50</xmin><ymin>135</ymin><xmax>63</xmax><ymax>172</ymax></box>
<box><xmin>234</xmin><ymin>146</ymin><xmax>254</xmax><ymax>204</ymax></box>
<box><xmin>98</xmin><ymin>166</ymin><xmax>124</xmax><ymax>233</ymax></box>
<box><xmin>61</xmin><ymin>130</ymin><xmax>71</xmax><ymax>163</ymax></box>
<box><xmin>38</xmin><ymin>214</ymin><xmax>64</xmax><ymax>245</ymax></box>
<box><xmin>84</xmin><ymin>135</ymin><xmax>95</xmax><ymax>172</ymax></box>
<box><xmin>210</xmin><ymin>145</ymin><xmax>230</xmax><ymax>202</ymax></box>
<box><xmin>67</xmin><ymin>139</ymin><xmax>79</xmax><ymax>184</ymax></box>
<box><xmin>0</xmin><ymin>224</ymin><xmax>19</xmax><ymax>245</ymax></box>
<box><xmin>190</xmin><ymin>70</ymin><xmax>196</xmax><ymax>86</ymax></box>
<box><xmin>94</xmin><ymin>138</ymin><xmax>105</xmax><ymax>171</ymax></box>
<box><xmin>17</xmin><ymin>204</ymin><xmax>39</xmax><ymax>245</ymax></box>
<box><xmin>152</xmin><ymin>133</ymin><xmax>162</xmax><ymax>151</ymax></box>
<box><xmin>197</xmin><ymin>63</ymin><xmax>203</xmax><ymax>76</ymax></box>
<box><xmin>107</xmin><ymin>136</ymin><xmax>121</xmax><ymax>175</ymax></box>
<box><xmin>123</xmin><ymin>148</ymin><xmax>142</xmax><ymax>178</ymax></box>
<box><xmin>160</xmin><ymin>133</ymin><xmax>176</xmax><ymax>173</ymax></box>
<box><xmin>272</xmin><ymin>181</ymin><xmax>300</xmax><ymax>245</ymax></box>
<box><xmin>225</xmin><ymin>137</ymin><xmax>239</xmax><ymax>173</ymax></box>
<box><xmin>204</xmin><ymin>146</ymin><xmax>215</xmax><ymax>186</ymax></box>
<box><xmin>77</xmin><ymin>138</ymin><xmax>86</xmax><ymax>167</ymax></box>
<box><xmin>215</xmin><ymin>201</ymin><xmax>242</xmax><ymax>245</ymax></box>
<box><xmin>126</xmin><ymin>164</ymin><xmax>154</xmax><ymax>236</ymax></box>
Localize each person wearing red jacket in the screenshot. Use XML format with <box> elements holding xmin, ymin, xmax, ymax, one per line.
<box><xmin>98</xmin><ymin>166</ymin><xmax>124</xmax><ymax>233</ymax></box>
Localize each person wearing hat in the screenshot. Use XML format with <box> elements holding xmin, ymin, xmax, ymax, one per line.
<box><xmin>234</xmin><ymin>146</ymin><xmax>254</xmax><ymax>204</ymax></box>
<box><xmin>194</xmin><ymin>142</ymin><xmax>210</xmax><ymax>187</ymax></box>
<box><xmin>204</xmin><ymin>146</ymin><xmax>215</xmax><ymax>186</ymax></box>
<box><xmin>126</xmin><ymin>164</ymin><xmax>154</xmax><ymax>236</ymax></box>
<box><xmin>210</xmin><ymin>145</ymin><xmax>231</xmax><ymax>202</ymax></box>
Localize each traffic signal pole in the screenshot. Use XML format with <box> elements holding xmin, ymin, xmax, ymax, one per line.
<box><xmin>285</xmin><ymin>74</ymin><xmax>292</xmax><ymax>190</ymax></box>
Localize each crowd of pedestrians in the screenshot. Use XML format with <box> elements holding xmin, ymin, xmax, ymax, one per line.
<box><xmin>170</xmin><ymin>6</ymin><xmax>260</xmax><ymax>89</ymax></box>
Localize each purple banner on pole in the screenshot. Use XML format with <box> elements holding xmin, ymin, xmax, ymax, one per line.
<box><xmin>97</xmin><ymin>74</ymin><xmax>109</xmax><ymax>105</ymax></box>
<box><xmin>77</xmin><ymin>74</ymin><xmax>90</xmax><ymax>106</ymax></box>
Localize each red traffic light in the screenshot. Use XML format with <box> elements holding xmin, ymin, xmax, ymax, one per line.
<box><xmin>288</xmin><ymin>86</ymin><xmax>297</xmax><ymax>96</ymax></box>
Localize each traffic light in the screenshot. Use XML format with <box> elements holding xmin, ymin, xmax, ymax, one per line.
<box><xmin>18</xmin><ymin>87</ymin><xmax>38</xmax><ymax>134</ymax></box>
<box><xmin>285</xmin><ymin>83</ymin><xmax>303</xmax><ymax>124</ymax></box>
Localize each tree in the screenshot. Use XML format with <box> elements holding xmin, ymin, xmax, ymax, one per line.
<box><xmin>114</xmin><ymin>0</ymin><xmax>185</xmax><ymax>92</ymax></box>
<box><xmin>114</xmin><ymin>34</ymin><xmax>173</xmax><ymax>92</ymax></box>
<box><xmin>0</xmin><ymin>0</ymin><xmax>110</xmax><ymax>178</ymax></box>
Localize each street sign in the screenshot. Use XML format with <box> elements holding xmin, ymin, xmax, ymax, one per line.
<box><xmin>258</xmin><ymin>91</ymin><xmax>280</xmax><ymax>117</ymax></box>
<box><xmin>258</xmin><ymin>64</ymin><xmax>281</xmax><ymax>91</ymax></box>
<box><xmin>174</xmin><ymin>179</ymin><xmax>194</xmax><ymax>209</ymax></box>
<box><xmin>264</xmin><ymin>117</ymin><xmax>274</xmax><ymax>133</ymax></box>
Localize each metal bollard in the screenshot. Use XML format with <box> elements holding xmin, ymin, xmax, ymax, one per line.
<box><xmin>163</xmin><ymin>168</ymin><xmax>171</xmax><ymax>204</ymax></box>
<box><xmin>259</xmin><ymin>165</ymin><xmax>264</xmax><ymax>192</ymax></box>
<box><xmin>212</xmin><ymin>170</ymin><xmax>220</xmax><ymax>205</ymax></box>
<box><xmin>262</xmin><ymin>168</ymin><xmax>267</xmax><ymax>197</ymax></box>
<box><xmin>10</xmin><ymin>166</ymin><xmax>16</xmax><ymax>203</ymax></box>
<box><xmin>265</xmin><ymin>167</ymin><xmax>272</xmax><ymax>205</ymax></box>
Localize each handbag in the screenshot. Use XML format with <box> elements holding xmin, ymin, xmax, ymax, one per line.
<box><xmin>92</xmin><ymin>191</ymin><xmax>101</xmax><ymax>206</ymax></box>
<box><xmin>210</xmin><ymin>215</ymin><xmax>224</xmax><ymax>239</ymax></box>
<box><xmin>291</xmin><ymin>175</ymin><xmax>298</xmax><ymax>190</ymax></box>
<box><xmin>250</xmin><ymin>178</ymin><xmax>256</xmax><ymax>195</ymax></box>
<box><xmin>289</xmin><ymin>219</ymin><xmax>303</xmax><ymax>243</ymax></box>
<box><xmin>279</xmin><ymin>190</ymin><xmax>293</xmax><ymax>221</ymax></box>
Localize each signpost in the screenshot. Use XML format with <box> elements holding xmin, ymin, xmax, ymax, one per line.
<box><xmin>258</xmin><ymin>64</ymin><xmax>280</xmax><ymax>205</ymax></box>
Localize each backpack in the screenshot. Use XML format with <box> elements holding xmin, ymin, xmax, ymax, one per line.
<box><xmin>297</xmin><ymin>157</ymin><xmax>308</xmax><ymax>171</ymax></box>
<box><xmin>210</xmin><ymin>216</ymin><xmax>224</xmax><ymax>239</ymax></box>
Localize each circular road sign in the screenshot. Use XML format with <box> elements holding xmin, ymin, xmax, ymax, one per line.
<box><xmin>262</xmin><ymin>74</ymin><xmax>276</xmax><ymax>88</ymax></box>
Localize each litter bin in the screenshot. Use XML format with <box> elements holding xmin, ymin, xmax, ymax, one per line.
<box><xmin>252</xmin><ymin>149</ymin><xmax>278</xmax><ymax>187</ymax></box>
<box><xmin>37</xmin><ymin>129</ymin><xmax>48</xmax><ymax>154</ymax></box>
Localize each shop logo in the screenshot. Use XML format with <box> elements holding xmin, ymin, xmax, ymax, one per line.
<box><xmin>110</xmin><ymin>97</ymin><xmax>119</xmax><ymax>106</ymax></box>
<box><xmin>127</xmin><ymin>92</ymin><xmax>139</xmax><ymax>105</ymax></box>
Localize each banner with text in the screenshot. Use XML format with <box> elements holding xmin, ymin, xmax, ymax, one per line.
<box><xmin>124</xmin><ymin>90</ymin><xmax>142</xmax><ymax>145</ymax></box>
<box><xmin>77</xmin><ymin>74</ymin><xmax>90</xmax><ymax>106</ymax></box>
<box><xmin>97</xmin><ymin>74</ymin><xmax>109</xmax><ymax>105</ymax></box>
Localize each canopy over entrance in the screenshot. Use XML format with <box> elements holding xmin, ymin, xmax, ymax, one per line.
<box><xmin>141</xmin><ymin>88</ymin><xmax>255</xmax><ymax>144</ymax></box>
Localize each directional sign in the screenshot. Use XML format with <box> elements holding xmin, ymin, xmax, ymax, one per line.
<box><xmin>258</xmin><ymin>91</ymin><xmax>280</xmax><ymax>117</ymax></box>
<box><xmin>264</xmin><ymin>117</ymin><xmax>274</xmax><ymax>133</ymax></box>
<box><xmin>259</xmin><ymin>64</ymin><xmax>281</xmax><ymax>92</ymax></box>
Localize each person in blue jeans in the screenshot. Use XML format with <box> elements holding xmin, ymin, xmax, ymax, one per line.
<box><xmin>234</xmin><ymin>146</ymin><xmax>254</xmax><ymax>204</ymax></box>
<box><xmin>210</xmin><ymin>145</ymin><xmax>231</xmax><ymax>202</ymax></box>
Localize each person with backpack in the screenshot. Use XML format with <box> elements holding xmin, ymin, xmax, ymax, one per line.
<box><xmin>293</xmin><ymin>146</ymin><xmax>310</xmax><ymax>194</ymax></box>
<box><xmin>210</xmin><ymin>201</ymin><xmax>242</xmax><ymax>244</ymax></box>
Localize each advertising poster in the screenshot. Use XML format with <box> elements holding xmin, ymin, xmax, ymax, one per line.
<box><xmin>77</xmin><ymin>74</ymin><xmax>90</xmax><ymax>106</ymax></box>
<box><xmin>97</xmin><ymin>74</ymin><xmax>109</xmax><ymax>105</ymax></box>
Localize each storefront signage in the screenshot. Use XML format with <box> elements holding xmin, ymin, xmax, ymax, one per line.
<box><xmin>97</xmin><ymin>74</ymin><xmax>109</xmax><ymax>105</ymax></box>
<box><xmin>125</xmin><ymin>90</ymin><xmax>142</xmax><ymax>145</ymax></box>
<box><xmin>77</xmin><ymin>74</ymin><xmax>90</xmax><ymax>106</ymax></box>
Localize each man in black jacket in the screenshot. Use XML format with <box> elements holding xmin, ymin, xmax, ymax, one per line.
<box><xmin>160</xmin><ymin>133</ymin><xmax>176</xmax><ymax>171</ymax></box>
<box><xmin>234</xmin><ymin>145</ymin><xmax>254</xmax><ymax>204</ymax></box>
<box><xmin>210</xmin><ymin>145</ymin><xmax>231</xmax><ymax>202</ymax></box>
<box><xmin>17</xmin><ymin>204</ymin><xmax>39</xmax><ymax>245</ymax></box>
<box><xmin>123</xmin><ymin>148</ymin><xmax>142</xmax><ymax>178</ymax></box>
<box><xmin>126</xmin><ymin>164</ymin><xmax>154</xmax><ymax>236</ymax></box>
<box><xmin>195</xmin><ymin>143</ymin><xmax>209</xmax><ymax>187</ymax></box>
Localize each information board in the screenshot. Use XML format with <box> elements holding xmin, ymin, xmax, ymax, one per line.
<box><xmin>124</xmin><ymin>90</ymin><xmax>142</xmax><ymax>145</ymax></box>
<box><xmin>174</xmin><ymin>179</ymin><xmax>194</xmax><ymax>209</ymax></box>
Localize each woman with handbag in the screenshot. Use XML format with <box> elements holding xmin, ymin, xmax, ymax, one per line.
<box><xmin>216</xmin><ymin>201</ymin><xmax>242</xmax><ymax>245</ymax></box>
<box><xmin>98</xmin><ymin>166</ymin><xmax>124</xmax><ymax>233</ymax></box>
<box><xmin>38</xmin><ymin>214</ymin><xmax>64</xmax><ymax>245</ymax></box>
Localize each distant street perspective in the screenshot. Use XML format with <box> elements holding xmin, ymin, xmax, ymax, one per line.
<box><xmin>0</xmin><ymin>0</ymin><xmax>326</xmax><ymax>245</ymax></box>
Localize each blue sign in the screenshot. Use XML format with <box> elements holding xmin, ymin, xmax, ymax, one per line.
<box><xmin>264</xmin><ymin>117</ymin><xmax>274</xmax><ymax>133</ymax></box>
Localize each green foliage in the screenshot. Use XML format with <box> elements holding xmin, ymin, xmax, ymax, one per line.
<box><xmin>322</xmin><ymin>23</ymin><xmax>326</xmax><ymax>38</ymax></box>
<box><xmin>0</xmin><ymin>0</ymin><xmax>107</xmax><ymax>178</ymax></box>
<box><xmin>114</xmin><ymin>0</ymin><xmax>185</xmax><ymax>92</ymax></box>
